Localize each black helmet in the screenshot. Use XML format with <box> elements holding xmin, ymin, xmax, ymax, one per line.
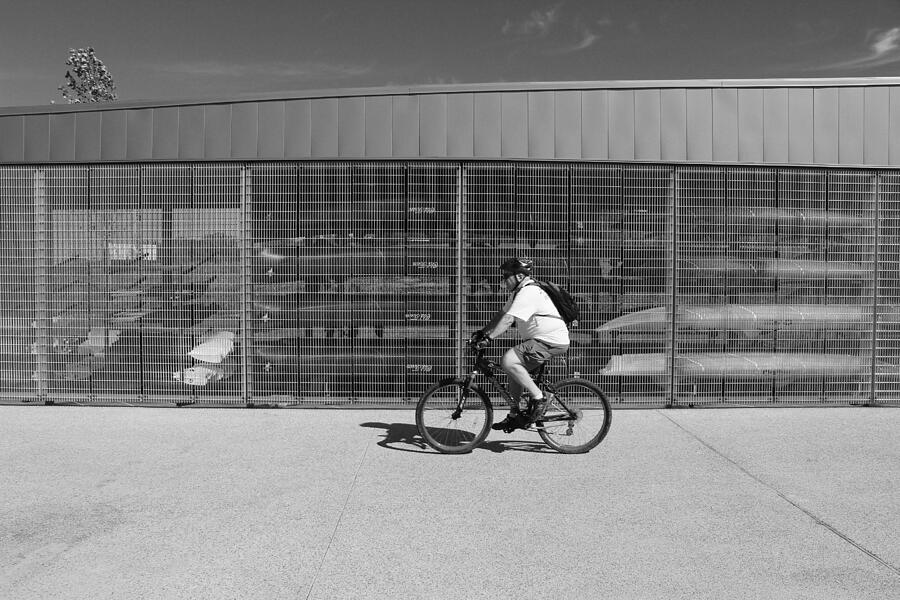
<box><xmin>500</xmin><ymin>257</ymin><xmax>534</xmax><ymax>278</ymax></box>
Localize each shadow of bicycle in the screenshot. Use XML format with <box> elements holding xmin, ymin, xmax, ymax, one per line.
<box><xmin>360</xmin><ymin>422</ymin><xmax>553</xmax><ymax>454</ymax></box>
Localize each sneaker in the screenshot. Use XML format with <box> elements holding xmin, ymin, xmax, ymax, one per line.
<box><xmin>491</xmin><ymin>412</ymin><xmax>530</xmax><ymax>433</ymax></box>
<box><xmin>526</xmin><ymin>395</ymin><xmax>550</xmax><ymax>423</ymax></box>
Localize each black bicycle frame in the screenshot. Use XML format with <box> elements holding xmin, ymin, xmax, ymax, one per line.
<box><xmin>458</xmin><ymin>349</ymin><xmax>575</xmax><ymax>425</ymax></box>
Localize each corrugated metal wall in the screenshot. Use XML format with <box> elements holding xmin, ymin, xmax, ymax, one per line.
<box><xmin>3</xmin><ymin>84</ymin><xmax>900</xmax><ymax>165</ymax></box>
<box><xmin>2</xmin><ymin>160</ymin><xmax>899</xmax><ymax>407</ymax></box>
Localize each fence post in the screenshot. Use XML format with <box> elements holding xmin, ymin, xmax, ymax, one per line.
<box><xmin>871</xmin><ymin>172</ymin><xmax>881</xmax><ymax>406</ymax></box>
<box><xmin>241</xmin><ymin>165</ymin><xmax>251</xmax><ymax>406</ymax></box>
<box><xmin>32</xmin><ymin>169</ymin><xmax>50</xmax><ymax>402</ymax></box>
<box><xmin>456</xmin><ymin>163</ymin><xmax>465</xmax><ymax>378</ymax></box>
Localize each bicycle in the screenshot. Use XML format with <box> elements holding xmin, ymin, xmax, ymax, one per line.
<box><xmin>415</xmin><ymin>343</ymin><xmax>612</xmax><ymax>454</ymax></box>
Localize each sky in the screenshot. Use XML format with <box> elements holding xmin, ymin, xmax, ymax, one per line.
<box><xmin>3</xmin><ymin>0</ymin><xmax>900</xmax><ymax>108</ymax></box>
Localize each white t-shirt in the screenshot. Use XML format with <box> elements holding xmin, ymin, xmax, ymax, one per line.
<box><xmin>502</xmin><ymin>280</ymin><xmax>570</xmax><ymax>346</ymax></box>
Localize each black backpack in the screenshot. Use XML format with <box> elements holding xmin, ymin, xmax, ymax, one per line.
<box><xmin>525</xmin><ymin>280</ymin><xmax>581</xmax><ymax>328</ymax></box>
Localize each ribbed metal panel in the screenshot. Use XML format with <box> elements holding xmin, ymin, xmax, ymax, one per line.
<box><xmin>74</xmin><ymin>112</ymin><xmax>101</xmax><ymax>161</ymax></box>
<box><xmin>891</xmin><ymin>89</ymin><xmax>900</xmax><ymax>166</ymax></box>
<box><xmin>839</xmin><ymin>88</ymin><xmax>865</xmax><ymax>164</ymax></box>
<box><xmin>473</xmin><ymin>93</ymin><xmax>501</xmax><ymax>158</ymax></box>
<box><xmin>528</xmin><ymin>91</ymin><xmax>555</xmax><ymax>159</ymax></box>
<box><xmin>500</xmin><ymin>93</ymin><xmax>527</xmax><ymax>158</ymax></box>
<box><xmin>737</xmin><ymin>88</ymin><xmax>764</xmax><ymax>162</ymax></box>
<box><xmin>231</xmin><ymin>102</ymin><xmax>259</xmax><ymax>160</ymax></box>
<box><xmin>419</xmin><ymin>95</ymin><xmax>448</xmax><ymax>158</ymax></box>
<box><xmin>284</xmin><ymin>100</ymin><xmax>311</xmax><ymax>158</ymax></box>
<box><xmin>338</xmin><ymin>97</ymin><xmax>365</xmax><ymax>158</ymax></box>
<box><xmin>789</xmin><ymin>89</ymin><xmax>814</xmax><ymax>163</ymax></box>
<box><xmin>814</xmin><ymin>88</ymin><xmax>839</xmax><ymax>164</ymax></box>
<box><xmin>712</xmin><ymin>89</ymin><xmax>738</xmax><ymax>162</ymax></box>
<box><xmin>686</xmin><ymin>89</ymin><xmax>712</xmax><ymax>161</ymax></box>
<box><xmin>446</xmin><ymin>93</ymin><xmax>474</xmax><ymax>157</ymax></box>
<box><xmin>660</xmin><ymin>89</ymin><xmax>687</xmax><ymax>161</ymax></box>
<box><xmin>365</xmin><ymin>96</ymin><xmax>392</xmax><ymax>157</ymax></box>
<box><xmin>151</xmin><ymin>107</ymin><xmax>179</xmax><ymax>160</ymax></box>
<box><xmin>49</xmin><ymin>114</ymin><xmax>76</xmax><ymax>162</ymax></box>
<box><xmin>0</xmin><ymin>116</ymin><xmax>24</xmax><ymax>162</ymax></box>
<box><xmin>864</xmin><ymin>88</ymin><xmax>890</xmax><ymax>165</ymax></box>
<box><xmin>392</xmin><ymin>96</ymin><xmax>419</xmax><ymax>158</ymax></box>
<box><xmin>608</xmin><ymin>90</ymin><xmax>635</xmax><ymax>160</ymax></box>
<box><xmin>764</xmin><ymin>88</ymin><xmax>789</xmax><ymax>163</ymax></box>
<box><xmin>203</xmin><ymin>105</ymin><xmax>231</xmax><ymax>159</ymax></box>
<box><xmin>310</xmin><ymin>99</ymin><xmax>338</xmax><ymax>158</ymax></box>
<box><xmin>554</xmin><ymin>90</ymin><xmax>581</xmax><ymax>159</ymax></box>
<box><xmin>582</xmin><ymin>90</ymin><xmax>608</xmax><ymax>159</ymax></box>
<box><xmin>126</xmin><ymin>109</ymin><xmax>153</xmax><ymax>160</ymax></box>
<box><xmin>257</xmin><ymin>102</ymin><xmax>285</xmax><ymax>159</ymax></box>
<box><xmin>634</xmin><ymin>89</ymin><xmax>661</xmax><ymax>161</ymax></box>
<box><xmin>177</xmin><ymin>106</ymin><xmax>204</xmax><ymax>159</ymax></box>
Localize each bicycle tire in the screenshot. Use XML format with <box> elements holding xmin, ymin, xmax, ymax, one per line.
<box><xmin>537</xmin><ymin>378</ymin><xmax>611</xmax><ymax>454</ymax></box>
<box><xmin>416</xmin><ymin>378</ymin><xmax>493</xmax><ymax>454</ymax></box>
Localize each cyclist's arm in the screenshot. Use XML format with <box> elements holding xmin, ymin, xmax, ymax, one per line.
<box><xmin>482</xmin><ymin>311</ymin><xmax>516</xmax><ymax>341</ymax></box>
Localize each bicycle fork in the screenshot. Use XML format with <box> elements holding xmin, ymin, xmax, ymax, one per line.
<box><xmin>451</xmin><ymin>374</ymin><xmax>477</xmax><ymax>420</ymax></box>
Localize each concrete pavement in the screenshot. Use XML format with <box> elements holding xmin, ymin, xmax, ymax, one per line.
<box><xmin>1</xmin><ymin>406</ymin><xmax>898</xmax><ymax>599</ymax></box>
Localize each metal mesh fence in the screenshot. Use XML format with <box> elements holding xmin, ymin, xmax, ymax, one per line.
<box><xmin>0</xmin><ymin>161</ymin><xmax>897</xmax><ymax>407</ymax></box>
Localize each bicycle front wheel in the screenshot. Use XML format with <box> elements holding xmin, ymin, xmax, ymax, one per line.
<box><xmin>537</xmin><ymin>378</ymin><xmax>611</xmax><ymax>454</ymax></box>
<box><xmin>416</xmin><ymin>378</ymin><xmax>493</xmax><ymax>454</ymax></box>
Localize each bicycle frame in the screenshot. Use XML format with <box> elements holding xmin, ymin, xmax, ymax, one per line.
<box><xmin>457</xmin><ymin>348</ymin><xmax>576</xmax><ymax>428</ymax></box>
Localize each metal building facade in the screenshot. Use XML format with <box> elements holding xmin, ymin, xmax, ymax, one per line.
<box><xmin>2</xmin><ymin>79</ymin><xmax>900</xmax><ymax>407</ymax></box>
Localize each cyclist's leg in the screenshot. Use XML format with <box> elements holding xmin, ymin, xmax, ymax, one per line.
<box><xmin>501</xmin><ymin>345</ymin><xmax>542</xmax><ymax>400</ymax></box>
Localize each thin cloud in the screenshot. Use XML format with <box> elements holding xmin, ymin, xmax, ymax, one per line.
<box><xmin>502</xmin><ymin>5</ymin><xmax>561</xmax><ymax>37</ymax></box>
<box><xmin>815</xmin><ymin>26</ymin><xmax>900</xmax><ymax>70</ymax></box>
<box><xmin>547</xmin><ymin>26</ymin><xmax>600</xmax><ymax>55</ymax></box>
<box><xmin>150</xmin><ymin>60</ymin><xmax>372</xmax><ymax>81</ymax></box>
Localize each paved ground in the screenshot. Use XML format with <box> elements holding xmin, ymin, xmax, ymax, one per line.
<box><xmin>1</xmin><ymin>405</ymin><xmax>898</xmax><ymax>600</ymax></box>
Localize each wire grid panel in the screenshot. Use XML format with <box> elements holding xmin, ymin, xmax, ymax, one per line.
<box><xmin>571</xmin><ymin>164</ymin><xmax>637</xmax><ymax>404</ymax></box>
<box><xmin>772</xmin><ymin>169</ymin><xmax>855</xmax><ymax>403</ymax></box>
<box><xmin>876</xmin><ymin>173</ymin><xmax>900</xmax><ymax>403</ymax></box>
<box><xmin>45</xmin><ymin>166</ymin><xmax>93</xmax><ymax>400</ymax></box>
<box><xmin>86</xmin><ymin>165</ymin><xmax>143</xmax><ymax>400</ymax></box>
<box><xmin>592</xmin><ymin>165</ymin><xmax>674</xmax><ymax>405</ymax></box>
<box><xmin>0</xmin><ymin>167</ymin><xmax>36</xmax><ymax>397</ymax></box>
<box><xmin>462</xmin><ymin>163</ymin><xmax>516</xmax><ymax>396</ymax></box>
<box><xmin>673</xmin><ymin>166</ymin><xmax>728</xmax><ymax>406</ymax></box>
<box><xmin>823</xmin><ymin>171</ymin><xmax>876</xmax><ymax>402</ymax></box>
<box><xmin>293</xmin><ymin>163</ymin><xmax>355</xmax><ymax>402</ymax></box>
<box><xmin>722</xmin><ymin>167</ymin><xmax>779</xmax><ymax>403</ymax></box>
<box><xmin>140</xmin><ymin>164</ymin><xmax>195</xmax><ymax>404</ymax></box>
<box><xmin>249</xmin><ymin>163</ymin><xmax>299</xmax><ymax>402</ymax></box>
<box><xmin>181</xmin><ymin>164</ymin><xmax>244</xmax><ymax>404</ymax></box>
<box><xmin>405</xmin><ymin>163</ymin><xmax>459</xmax><ymax>402</ymax></box>
<box><xmin>350</xmin><ymin>163</ymin><xmax>406</xmax><ymax>403</ymax></box>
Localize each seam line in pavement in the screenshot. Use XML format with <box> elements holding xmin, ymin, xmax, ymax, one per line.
<box><xmin>658</xmin><ymin>410</ymin><xmax>900</xmax><ymax>579</ymax></box>
<box><xmin>305</xmin><ymin>442</ymin><xmax>371</xmax><ymax>600</ymax></box>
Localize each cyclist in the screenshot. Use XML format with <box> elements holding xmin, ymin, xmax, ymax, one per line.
<box><xmin>470</xmin><ymin>257</ymin><xmax>570</xmax><ymax>432</ymax></box>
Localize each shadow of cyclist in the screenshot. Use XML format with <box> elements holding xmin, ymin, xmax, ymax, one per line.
<box><xmin>360</xmin><ymin>422</ymin><xmax>552</xmax><ymax>454</ymax></box>
<box><xmin>360</xmin><ymin>422</ymin><xmax>431</xmax><ymax>453</ymax></box>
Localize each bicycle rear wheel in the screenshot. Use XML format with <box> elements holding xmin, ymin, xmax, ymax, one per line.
<box><xmin>416</xmin><ymin>378</ymin><xmax>493</xmax><ymax>454</ymax></box>
<box><xmin>537</xmin><ymin>378</ymin><xmax>611</xmax><ymax>454</ymax></box>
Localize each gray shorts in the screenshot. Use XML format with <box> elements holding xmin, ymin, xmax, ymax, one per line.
<box><xmin>513</xmin><ymin>338</ymin><xmax>569</xmax><ymax>372</ymax></box>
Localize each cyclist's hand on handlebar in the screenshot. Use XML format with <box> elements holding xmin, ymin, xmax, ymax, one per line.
<box><xmin>468</xmin><ymin>329</ymin><xmax>492</xmax><ymax>351</ymax></box>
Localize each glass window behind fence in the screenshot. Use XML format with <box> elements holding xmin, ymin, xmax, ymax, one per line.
<box><xmin>1</xmin><ymin>162</ymin><xmax>897</xmax><ymax>406</ymax></box>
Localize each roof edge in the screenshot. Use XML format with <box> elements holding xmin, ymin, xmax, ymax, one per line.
<box><xmin>4</xmin><ymin>76</ymin><xmax>900</xmax><ymax>116</ymax></box>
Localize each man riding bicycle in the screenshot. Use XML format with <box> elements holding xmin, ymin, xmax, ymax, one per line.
<box><xmin>470</xmin><ymin>257</ymin><xmax>570</xmax><ymax>433</ymax></box>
